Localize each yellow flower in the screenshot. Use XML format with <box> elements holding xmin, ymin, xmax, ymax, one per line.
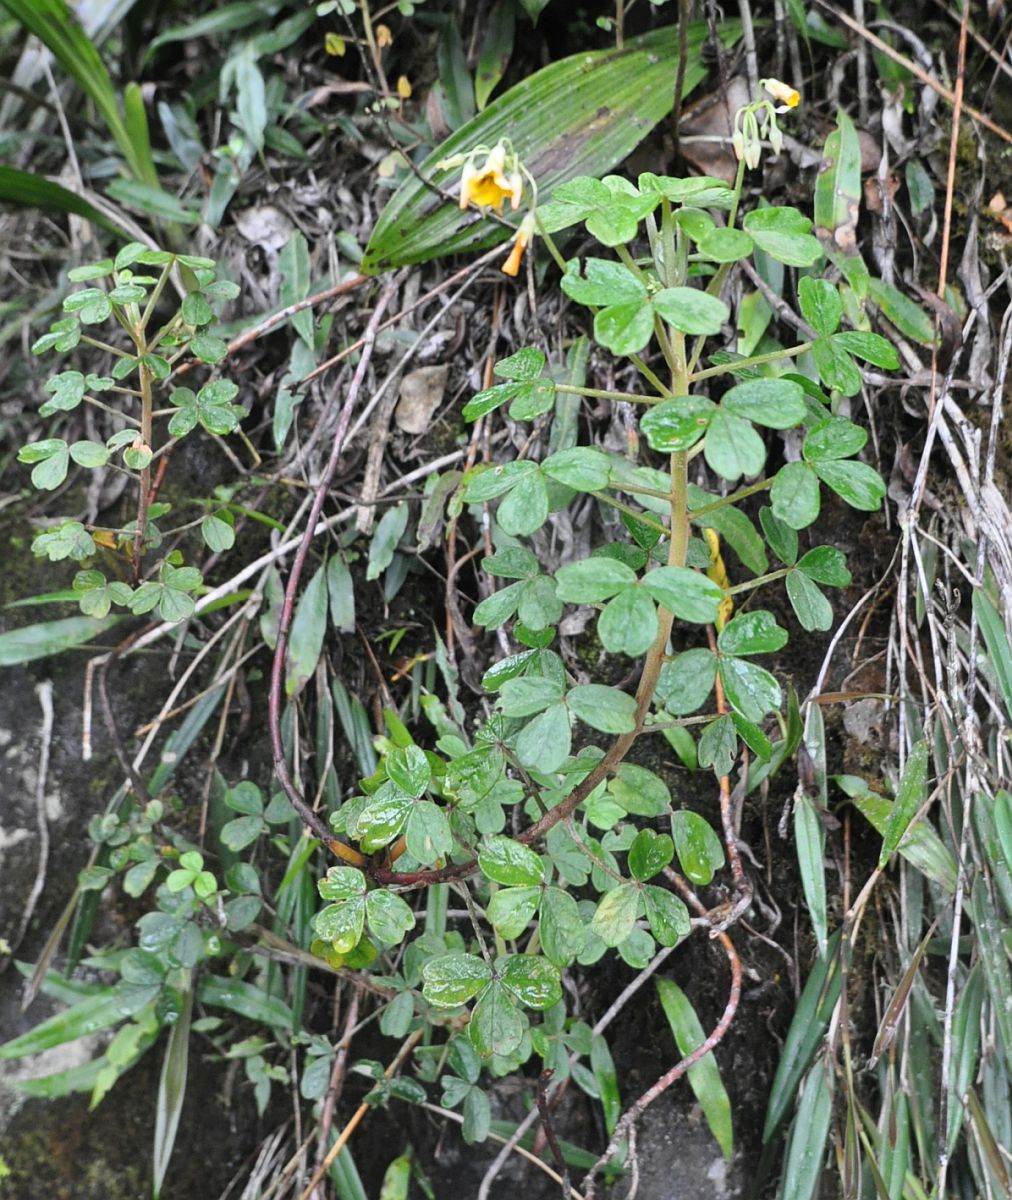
<box><xmin>458</xmin><ymin>142</ymin><xmax>523</xmax><ymax>212</ymax></box>
<box><xmin>501</xmin><ymin>213</ymin><xmax>536</xmax><ymax>277</ymax></box>
<box><xmin>761</xmin><ymin>77</ymin><xmax>800</xmax><ymax>110</ymax></box>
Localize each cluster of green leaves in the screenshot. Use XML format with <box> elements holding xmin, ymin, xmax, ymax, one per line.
<box><xmin>304</xmin><ymin>167</ymin><xmax>898</xmax><ymax>1120</ymax></box>
<box><xmin>20</xmin><ymin>243</ymin><xmax>241</xmax><ymax>621</ymax></box>
<box><xmin>0</xmin><ymin>780</ymin><xmax>291</xmax><ymax>1111</ymax></box>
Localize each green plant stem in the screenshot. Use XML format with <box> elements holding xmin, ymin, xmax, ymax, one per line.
<box><xmin>610</xmin><ymin>479</ymin><xmax>671</xmax><ymax>501</ymax></box>
<box><xmin>688</xmin><ymin>476</ymin><xmax>772</xmax><ymax>517</ymax></box>
<box><xmin>595</xmin><ymin>492</ymin><xmax>670</xmax><ymax>538</ymax></box>
<box><xmin>688</xmin><ymin>339</ymin><xmax>814</xmax><ymax>383</ymax></box>
<box><xmin>79</xmin><ymin>334</ymin><xmax>132</xmax><ymax>359</ymax></box>
<box><xmin>522</xmin><ymin>342</ymin><xmax>691</xmax><ymax>848</ymax></box>
<box><xmin>685</xmin><ymin>155</ymin><xmax>749</xmax><ymax>375</ymax></box>
<box><xmin>133</xmin><ymin>359</ymin><xmax>154</xmax><ymax>579</ymax></box>
<box><xmin>140</xmin><ymin>262</ymin><xmax>173</xmax><ymax>332</ymax></box>
<box><xmin>554</xmin><ymin>382</ymin><xmax>665</xmax><ymax>406</ymax></box>
<box><xmin>726</xmin><ymin>566</ymin><xmax>791</xmax><ymax>595</ymax></box>
<box><xmin>85</xmin><ymin>396</ymin><xmax>141</xmax><ymax>425</ymax></box>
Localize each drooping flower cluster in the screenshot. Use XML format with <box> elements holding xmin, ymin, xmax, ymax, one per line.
<box><xmin>732</xmin><ymin>78</ymin><xmax>801</xmax><ymax>171</ymax></box>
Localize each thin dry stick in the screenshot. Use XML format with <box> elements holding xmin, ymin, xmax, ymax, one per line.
<box><xmin>311</xmin><ymin>986</ymin><xmax>360</xmax><ymax>1198</ymax></box>
<box><xmin>536</xmin><ymin>1069</ymin><xmax>572</xmax><ymax>1199</ymax></box>
<box><xmin>268</xmin><ymin>279</ymin><xmax>401</xmax><ymax>856</ymax></box>
<box><xmin>2</xmin><ymin>681</ymin><xmax>54</xmax><ymax>973</ymax></box>
<box><xmin>814</xmin><ymin>0</ymin><xmax>1012</xmax><ymax>145</ymax></box>
<box><xmin>298</xmin><ymin>1028</ymin><xmax>424</xmax><ymax>1199</ymax></box>
<box><xmin>300</xmin><ymin>245</ymin><xmax>506</xmax><ymax>389</ymax></box>
<box><xmin>120</xmin><ymin>447</ymin><xmax>468</xmax><ymax>660</ymax></box>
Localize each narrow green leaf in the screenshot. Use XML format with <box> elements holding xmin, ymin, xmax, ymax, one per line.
<box><xmin>794</xmin><ymin>792</ymin><xmax>827</xmax><ymax>958</ymax></box>
<box><xmin>814</xmin><ymin>110</ymin><xmax>861</xmax><ymax>257</ymax></box>
<box><xmin>762</xmin><ymin>931</ymin><xmax>842</xmax><ymax>1141</ymax></box>
<box><xmin>152</xmin><ymin>983</ymin><xmax>193</xmax><ymax>1199</ymax></box>
<box><xmin>0</xmin><ymin>990</ymin><xmax>124</xmax><ymax>1059</ymax></box>
<box><xmin>0</xmin><ymin>166</ymin><xmax>127</xmax><ymax>236</ymax></box>
<box><xmin>655</xmin><ymin>979</ymin><xmax>733</xmax><ymax>1159</ymax></box>
<box><xmin>779</xmin><ymin>1060</ymin><xmax>833</xmax><ymax>1200</ymax></box>
<box><xmin>197</xmin><ymin>975</ymin><xmax>294</xmax><ymax>1028</ymax></box>
<box><xmin>285</xmin><ymin>562</ymin><xmax>328</xmax><ymax>697</ymax></box>
<box><xmin>0</xmin><ymin>615</ymin><xmax>120</xmax><ymax>666</ymax></box>
<box><xmin>879</xmin><ymin>740</ymin><xmax>928</xmax><ymax>868</ymax></box>
<box><xmin>972</xmin><ymin>590</ymin><xmax>1012</xmax><ymax>719</ymax></box>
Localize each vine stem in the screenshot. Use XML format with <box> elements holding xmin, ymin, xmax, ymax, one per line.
<box><xmin>131</xmin><ymin>360</ymin><xmax>154</xmax><ymax>581</ymax></box>
<box><xmin>268</xmin><ymin>278</ymin><xmax>401</xmax><ymax>861</ymax></box>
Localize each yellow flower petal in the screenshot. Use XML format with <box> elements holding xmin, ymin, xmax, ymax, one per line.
<box><xmin>763</xmin><ymin>77</ymin><xmax>800</xmax><ymax>108</ymax></box>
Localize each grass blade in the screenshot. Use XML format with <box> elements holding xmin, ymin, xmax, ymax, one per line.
<box><xmin>196</xmin><ymin>974</ymin><xmax>293</xmax><ymax>1029</ymax></box>
<box><xmin>0</xmin><ymin>614</ymin><xmax>121</xmax><ymax>666</ymax></box>
<box><xmin>763</xmin><ymin>930</ymin><xmax>842</xmax><ymax>1142</ymax></box>
<box><xmin>879</xmin><ymin>740</ymin><xmax>928</xmax><ymax>868</ymax></box>
<box><xmin>655</xmin><ymin>978</ymin><xmax>733</xmax><ymax>1158</ymax></box>
<box><xmin>778</xmin><ymin>1058</ymin><xmax>833</xmax><ymax>1200</ymax></box>
<box><xmin>590</xmin><ymin>1032</ymin><xmax>621</xmax><ymax>1136</ymax></box>
<box><xmin>0</xmin><ymin>989</ymin><xmax>124</xmax><ymax>1059</ymax></box>
<box><xmin>1</xmin><ymin>0</ymin><xmax>142</xmax><ymax>179</ymax></box>
<box><xmin>152</xmin><ymin>980</ymin><xmax>193</xmax><ymax>1199</ymax></box>
<box><xmin>0</xmin><ymin>166</ymin><xmax>126</xmax><ymax>235</ymax></box>
<box><xmin>972</xmin><ymin>589</ymin><xmax>1012</xmax><ymax>717</ymax></box>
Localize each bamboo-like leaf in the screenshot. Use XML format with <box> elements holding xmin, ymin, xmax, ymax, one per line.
<box><xmin>0</xmin><ymin>614</ymin><xmax>121</xmax><ymax>666</ymax></box>
<box><xmin>879</xmin><ymin>740</ymin><xmax>928</xmax><ymax>868</ymax></box>
<box><xmin>838</xmin><ymin>774</ymin><xmax>957</xmax><ymax>893</ymax></box>
<box><xmin>946</xmin><ymin>965</ymin><xmax>983</xmax><ymax>1153</ymax></box>
<box><xmin>590</xmin><ymin>1032</ymin><xmax>621</xmax><ymax>1136</ymax></box>
<box><xmin>795</xmin><ymin>790</ymin><xmax>827</xmax><ymax>958</ymax></box>
<box><xmin>1</xmin><ymin>0</ymin><xmax>146</xmax><ymax>182</ymax></box>
<box><xmin>878</xmin><ymin>1089</ymin><xmax>910</xmax><ymax>1200</ymax></box>
<box><xmin>814</xmin><ymin>110</ymin><xmax>861</xmax><ymax>251</ymax></box>
<box><xmin>197</xmin><ymin>974</ymin><xmax>294</xmax><ymax>1028</ymax></box>
<box><xmin>869</xmin><ymin>922</ymin><xmax>935</xmax><ymax>1067</ymax></box>
<box><xmin>763</xmin><ymin>930</ymin><xmax>842</xmax><ymax>1142</ymax></box>
<box><xmin>122</xmin><ymin>82</ymin><xmax>162</xmax><ymax>191</ymax></box>
<box><xmin>330</xmin><ymin>1145</ymin><xmax>369</xmax><ymax>1200</ymax></box>
<box><xmin>779</xmin><ymin>1058</ymin><xmax>833</xmax><ymax>1200</ymax></box>
<box><xmin>656</xmin><ymin>978</ymin><xmax>733</xmax><ymax>1159</ymax></box>
<box><xmin>285</xmin><ymin>562</ymin><xmax>328</xmax><ymax>697</ymax></box>
<box><xmin>966</xmin><ymin>1086</ymin><xmax>1011</xmax><ymax>1197</ymax></box>
<box><xmin>152</xmin><ymin>980</ymin><xmax>193</xmax><ymax>1198</ymax></box>
<box><xmin>146</xmin><ymin>683</ymin><xmax>226</xmax><ymax>795</ymax></box>
<box><xmin>362</xmin><ymin>20</ymin><xmax>740</xmax><ymax>273</ymax></box>
<box><xmin>0</xmin><ymin>167</ymin><xmax>127</xmax><ymax>236</ymax></box>
<box><xmin>968</xmin><ymin>875</ymin><xmax>1012</xmax><ymax>1059</ymax></box>
<box><xmin>0</xmin><ymin>989</ymin><xmax>124</xmax><ymax>1059</ymax></box>
<box><xmin>973</xmin><ymin>589</ymin><xmax>1012</xmax><ymax>719</ymax></box>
